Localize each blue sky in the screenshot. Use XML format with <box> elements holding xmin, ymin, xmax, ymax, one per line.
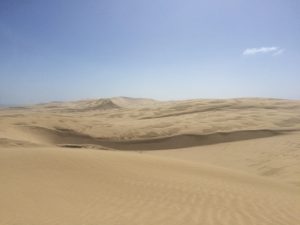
<box><xmin>1</xmin><ymin>0</ymin><xmax>300</xmax><ymax>104</ymax></box>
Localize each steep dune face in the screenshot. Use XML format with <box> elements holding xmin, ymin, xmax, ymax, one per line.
<box><xmin>3</xmin><ymin>125</ymin><xmax>292</xmax><ymax>149</ymax></box>
<box><xmin>1</xmin><ymin>98</ymin><xmax>300</xmax><ymax>225</ymax></box>
<box><xmin>1</xmin><ymin>147</ymin><xmax>299</xmax><ymax>225</ymax></box>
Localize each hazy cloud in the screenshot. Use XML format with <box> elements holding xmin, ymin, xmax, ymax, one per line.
<box><xmin>272</xmin><ymin>48</ymin><xmax>285</xmax><ymax>56</ymax></box>
<box><xmin>243</xmin><ymin>47</ymin><xmax>284</xmax><ymax>56</ymax></box>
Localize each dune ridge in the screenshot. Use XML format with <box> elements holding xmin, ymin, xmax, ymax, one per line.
<box><xmin>6</xmin><ymin>124</ymin><xmax>298</xmax><ymax>150</ymax></box>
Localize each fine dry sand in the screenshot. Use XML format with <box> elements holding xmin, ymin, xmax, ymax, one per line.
<box><xmin>1</xmin><ymin>97</ymin><xmax>300</xmax><ymax>225</ymax></box>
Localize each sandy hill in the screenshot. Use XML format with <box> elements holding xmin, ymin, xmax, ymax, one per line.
<box><xmin>26</xmin><ymin>97</ymin><xmax>157</xmax><ymax>112</ymax></box>
<box><xmin>1</xmin><ymin>97</ymin><xmax>300</xmax><ymax>225</ymax></box>
<box><xmin>110</xmin><ymin>96</ymin><xmax>157</xmax><ymax>107</ymax></box>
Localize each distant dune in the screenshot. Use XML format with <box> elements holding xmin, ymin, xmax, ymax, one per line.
<box><xmin>30</xmin><ymin>96</ymin><xmax>158</xmax><ymax>112</ymax></box>
<box><xmin>1</xmin><ymin>97</ymin><xmax>300</xmax><ymax>225</ymax></box>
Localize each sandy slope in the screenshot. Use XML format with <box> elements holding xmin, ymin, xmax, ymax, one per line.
<box><xmin>1</xmin><ymin>97</ymin><xmax>300</xmax><ymax>224</ymax></box>
<box><xmin>1</xmin><ymin>147</ymin><xmax>299</xmax><ymax>225</ymax></box>
<box><xmin>148</xmin><ymin>131</ymin><xmax>300</xmax><ymax>186</ymax></box>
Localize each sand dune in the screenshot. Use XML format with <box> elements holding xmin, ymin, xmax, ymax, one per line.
<box><xmin>1</xmin><ymin>97</ymin><xmax>300</xmax><ymax>224</ymax></box>
<box><xmin>1</xmin><ymin>147</ymin><xmax>300</xmax><ymax>225</ymax></box>
<box><xmin>25</xmin><ymin>97</ymin><xmax>158</xmax><ymax>112</ymax></box>
<box><xmin>4</xmin><ymin>124</ymin><xmax>297</xmax><ymax>150</ymax></box>
<box><xmin>148</xmin><ymin>131</ymin><xmax>300</xmax><ymax>186</ymax></box>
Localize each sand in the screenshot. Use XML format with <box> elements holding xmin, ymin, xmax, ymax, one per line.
<box><xmin>1</xmin><ymin>97</ymin><xmax>300</xmax><ymax>225</ymax></box>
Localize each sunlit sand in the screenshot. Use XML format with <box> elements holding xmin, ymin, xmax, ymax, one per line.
<box><xmin>1</xmin><ymin>97</ymin><xmax>300</xmax><ymax>225</ymax></box>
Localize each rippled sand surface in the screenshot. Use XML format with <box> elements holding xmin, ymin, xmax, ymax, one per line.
<box><xmin>1</xmin><ymin>97</ymin><xmax>300</xmax><ymax>225</ymax></box>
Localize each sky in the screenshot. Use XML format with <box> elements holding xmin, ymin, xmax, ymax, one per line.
<box><xmin>0</xmin><ymin>0</ymin><xmax>300</xmax><ymax>104</ymax></box>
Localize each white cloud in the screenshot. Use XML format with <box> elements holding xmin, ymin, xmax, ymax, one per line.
<box><xmin>272</xmin><ymin>48</ymin><xmax>285</xmax><ymax>56</ymax></box>
<box><xmin>242</xmin><ymin>46</ymin><xmax>284</xmax><ymax>56</ymax></box>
